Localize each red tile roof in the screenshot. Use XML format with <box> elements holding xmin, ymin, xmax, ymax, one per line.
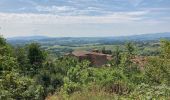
<box><xmin>72</xmin><ymin>50</ymin><xmax>107</xmax><ymax>56</ymax></box>
<box><xmin>72</xmin><ymin>50</ymin><xmax>91</xmax><ymax>56</ymax></box>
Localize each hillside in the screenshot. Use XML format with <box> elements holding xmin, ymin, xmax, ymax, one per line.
<box><xmin>7</xmin><ymin>32</ymin><xmax>170</xmax><ymax>45</ymax></box>
<box><xmin>1</xmin><ymin>35</ymin><xmax>170</xmax><ymax>100</ymax></box>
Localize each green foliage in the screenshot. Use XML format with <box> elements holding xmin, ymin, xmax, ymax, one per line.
<box><xmin>120</xmin><ymin>52</ymin><xmax>132</xmax><ymax>67</ymax></box>
<box><xmin>0</xmin><ymin>36</ymin><xmax>47</xmax><ymax>99</ymax></box>
<box><xmin>144</xmin><ymin>40</ymin><xmax>170</xmax><ymax>86</ymax></box>
<box><xmin>128</xmin><ymin>83</ymin><xmax>170</xmax><ymax>99</ymax></box>
<box><xmin>1</xmin><ymin>35</ymin><xmax>170</xmax><ymax>99</ymax></box>
<box><xmin>0</xmin><ymin>56</ymin><xmax>18</xmax><ymax>73</ymax></box>
<box><xmin>67</xmin><ymin>60</ymin><xmax>90</xmax><ymax>84</ymax></box>
<box><xmin>112</xmin><ymin>46</ymin><xmax>121</xmax><ymax>66</ymax></box>
<box><xmin>0</xmin><ymin>72</ymin><xmax>44</xmax><ymax>100</ymax></box>
<box><xmin>28</xmin><ymin>43</ymin><xmax>46</xmax><ymax>65</ymax></box>
<box><xmin>61</xmin><ymin>85</ymin><xmax>118</xmax><ymax>100</ymax></box>
<box><xmin>0</xmin><ymin>35</ymin><xmax>6</xmax><ymax>46</ymax></box>
<box><xmin>161</xmin><ymin>40</ymin><xmax>170</xmax><ymax>59</ymax></box>
<box><xmin>59</xmin><ymin>60</ymin><xmax>91</xmax><ymax>96</ymax></box>
<box><xmin>0</xmin><ymin>36</ymin><xmax>13</xmax><ymax>56</ymax></box>
<box><xmin>125</xmin><ymin>42</ymin><xmax>135</xmax><ymax>55</ymax></box>
<box><xmin>35</xmin><ymin>61</ymin><xmax>64</xmax><ymax>97</ymax></box>
<box><xmin>62</xmin><ymin>77</ymin><xmax>82</xmax><ymax>95</ymax></box>
<box><xmin>15</xmin><ymin>47</ymin><xmax>29</xmax><ymax>70</ymax></box>
<box><xmin>55</xmin><ymin>56</ymin><xmax>79</xmax><ymax>76</ymax></box>
<box><xmin>145</xmin><ymin>57</ymin><xmax>170</xmax><ymax>85</ymax></box>
<box><xmin>102</xmin><ymin>47</ymin><xmax>112</xmax><ymax>54</ymax></box>
<box><xmin>101</xmin><ymin>71</ymin><xmax>131</xmax><ymax>95</ymax></box>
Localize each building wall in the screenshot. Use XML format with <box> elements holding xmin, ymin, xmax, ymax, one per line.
<box><xmin>79</xmin><ymin>55</ymin><xmax>89</xmax><ymax>62</ymax></box>
<box><xmin>88</xmin><ymin>54</ymin><xmax>107</xmax><ymax>67</ymax></box>
<box><xmin>71</xmin><ymin>52</ymin><xmax>109</xmax><ymax>67</ymax></box>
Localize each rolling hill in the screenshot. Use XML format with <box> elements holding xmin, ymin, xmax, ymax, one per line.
<box><xmin>7</xmin><ymin>32</ymin><xmax>170</xmax><ymax>45</ymax></box>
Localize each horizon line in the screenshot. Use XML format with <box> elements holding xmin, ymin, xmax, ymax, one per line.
<box><xmin>5</xmin><ymin>32</ymin><xmax>170</xmax><ymax>39</ymax></box>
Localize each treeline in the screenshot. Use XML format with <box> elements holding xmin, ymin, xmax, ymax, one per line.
<box><xmin>0</xmin><ymin>36</ymin><xmax>170</xmax><ymax>100</ymax></box>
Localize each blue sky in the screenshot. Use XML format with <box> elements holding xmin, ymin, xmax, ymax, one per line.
<box><xmin>0</xmin><ymin>0</ymin><xmax>170</xmax><ymax>37</ymax></box>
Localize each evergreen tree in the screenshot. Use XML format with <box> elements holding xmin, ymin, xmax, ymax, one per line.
<box><xmin>126</xmin><ymin>42</ymin><xmax>135</xmax><ymax>56</ymax></box>
<box><xmin>113</xmin><ymin>46</ymin><xmax>121</xmax><ymax>66</ymax></box>
<box><xmin>0</xmin><ymin>35</ymin><xmax>6</xmax><ymax>46</ymax></box>
<box><xmin>15</xmin><ymin>47</ymin><xmax>29</xmax><ymax>71</ymax></box>
<box><xmin>28</xmin><ymin>43</ymin><xmax>46</xmax><ymax>66</ymax></box>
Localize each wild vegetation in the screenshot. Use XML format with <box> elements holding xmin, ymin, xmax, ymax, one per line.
<box><xmin>0</xmin><ymin>35</ymin><xmax>170</xmax><ymax>100</ymax></box>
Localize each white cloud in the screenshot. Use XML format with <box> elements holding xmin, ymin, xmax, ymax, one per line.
<box><xmin>0</xmin><ymin>0</ymin><xmax>169</xmax><ymax>37</ymax></box>
<box><xmin>0</xmin><ymin>11</ymin><xmax>148</xmax><ymax>24</ymax></box>
<box><xmin>35</xmin><ymin>5</ymin><xmax>107</xmax><ymax>16</ymax></box>
<box><xmin>36</xmin><ymin>6</ymin><xmax>76</xmax><ymax>14</ymax></box>
<box><xmin>0</xmin><ymin>10</ymin><xmax>169</xmax><ymax>38</ymax></box>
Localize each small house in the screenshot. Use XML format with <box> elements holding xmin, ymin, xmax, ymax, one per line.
<box><xmin>70</xmin><ymin>50</ymin><xmax>112</xmax><ymax>67</ymax></box>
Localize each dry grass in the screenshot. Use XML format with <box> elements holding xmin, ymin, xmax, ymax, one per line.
<box><xmin>46</xmin><ymin>86</ymin><xmax>119</xmax><ymax>100</ymax></box>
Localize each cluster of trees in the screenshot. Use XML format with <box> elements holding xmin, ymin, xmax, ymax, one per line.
<box><xmin>0</xmin><ymin>37</ymin><xmax>44</xmax><ymax>99</ymax></box>
<box><xmin>0</xmin><ymin>35</ymin><xmax>170</xmax><ymax>99</ymax></box>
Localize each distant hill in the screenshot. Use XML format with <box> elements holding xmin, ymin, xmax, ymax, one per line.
<box><xmin>7</xmin><ymin>36</ymin><xmax>49</xmax><ymax>41</ymax></box>
<box><xmin>7</xmin><ymin>32</ymin><xmax>170</xmax><ymax>45</ymax></box>
<box><xmin>112</xmin><ymin>32</ymin><xmax>170</xmax><ymax>41</ymax></box>
<box><xmin>8</xmin><ymin>32</ymin><xmax>170</xmax><ymax>41</ymax></box>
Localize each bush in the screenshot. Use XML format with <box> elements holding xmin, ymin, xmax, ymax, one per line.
<box><xmin>0</xmin><ymin>72</ymin><xmax>44</xmax><ymax>100</ymax></box>
<box><xmin>145</xmin><ymin>57</ymin><xmax>170</xmax><ymax>85</ymax></box>
<box><xmin>128</xmin><ymin>83</ymin><xmax>170</xmax><ymax>99</ymax></box>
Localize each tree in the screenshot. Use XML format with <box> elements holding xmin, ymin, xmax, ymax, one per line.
<box><xmin>0</xmin><ymin>72</ymin><xmax>44</xmax><ymax>100</ymax></box>
<box><xmin>0</xmin><ymin>35</ymin><xmax>6</xmax><ymax>46</ymax></box>
<box><xmin>102</xmin><ymin>47</ymin><xmax>112</xmax><ymax>54</ymax></box>
<box><xmin>0</xmin><ymin>36</ymin><xmax>18</xmax><ymax>75</ymax></box>
<box><xmin>145</xmin><ymin>57</ymin><xmax>170</xmax><ymax>85</ymax></box>
<box><xmin>0</xmin><ymin>56</ymin><xmax>18</xmax><ymax>75</ymax></box>
<box><xmin>28</xmin><ymin>43</ymin><xmax>46</xmax><ymax>66</ymax></box>
<box><xmin>144</xmin><ymin>40</ymin><xmax>170</xmax><ymax>85</ymax></box>
<box><xmin>35</xmin><ymin>61</ymin><xmax>64</xmax><ymax>97</ymax></box>
<box><xmin>126</xmin><ymin>42</ymin><xmax>135</xmax><ymax>56</ymax></box>
<box><xmin>0</xmin><ymin>36</ymin><xmax>13</xmax><ymax>56</ymax></box>
<box><xmin>15</xmin><ymin>46</ymin><xmax>29</xmax><ymax>72</ymax></box>
<box><xmin>0</xmin><ymin>38</ymin><xmax>44</xmax><ymax>99</ymax></box>
<box><xmin>62</xmin><ymin>60</ymin><xmax>90</xmax><ymax>95</ymax></box>
<box><xmin>160</xmin><ymin>40</ymin><xmax>170</xmax><ymax>59</ymax></box>
<box><xmin>112</xmin><ymin>46</ymin><xmax>121</xmax><ymax>66</ymax></box>
<box><xmin>102</xmin><ymin>47</ymin><xmax>106</xmax><ymax>54</ymax></box>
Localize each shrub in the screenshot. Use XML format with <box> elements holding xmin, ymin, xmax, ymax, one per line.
<box><xmin>0</xmin><ymin>72</ymin><xmax>44</xmax><ymax>100</ymax></box>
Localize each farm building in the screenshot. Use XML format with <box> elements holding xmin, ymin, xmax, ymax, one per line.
<box><xmin>69</xmin><ymin>50</ymin><xmax>112</xmax><ymax>67</ymax></box>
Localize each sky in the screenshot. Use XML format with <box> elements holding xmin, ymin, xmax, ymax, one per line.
<box><xmin>0</xmin><ymin>0</ymin><xmax>170</xmax><ymax>37</ymax></box>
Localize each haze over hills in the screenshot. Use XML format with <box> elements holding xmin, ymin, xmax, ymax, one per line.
<box><xmin>7</xmin><ymin>32</ymin><xmax>170</xmax><ymax>41</ymax></box>
<box><xmin>6</xmin><ymin>32</ymin><xmax>170</xmax><ymax>46</ymax></box>
<box><xmin>7</xmin><ymin>36</ymin><xmax>49</xmax><ymax>41</ymax></box>
<box><xmin>112</xmin><ymin>32</ymin><xmax>170</xmax><ymax>41</ymax></box>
